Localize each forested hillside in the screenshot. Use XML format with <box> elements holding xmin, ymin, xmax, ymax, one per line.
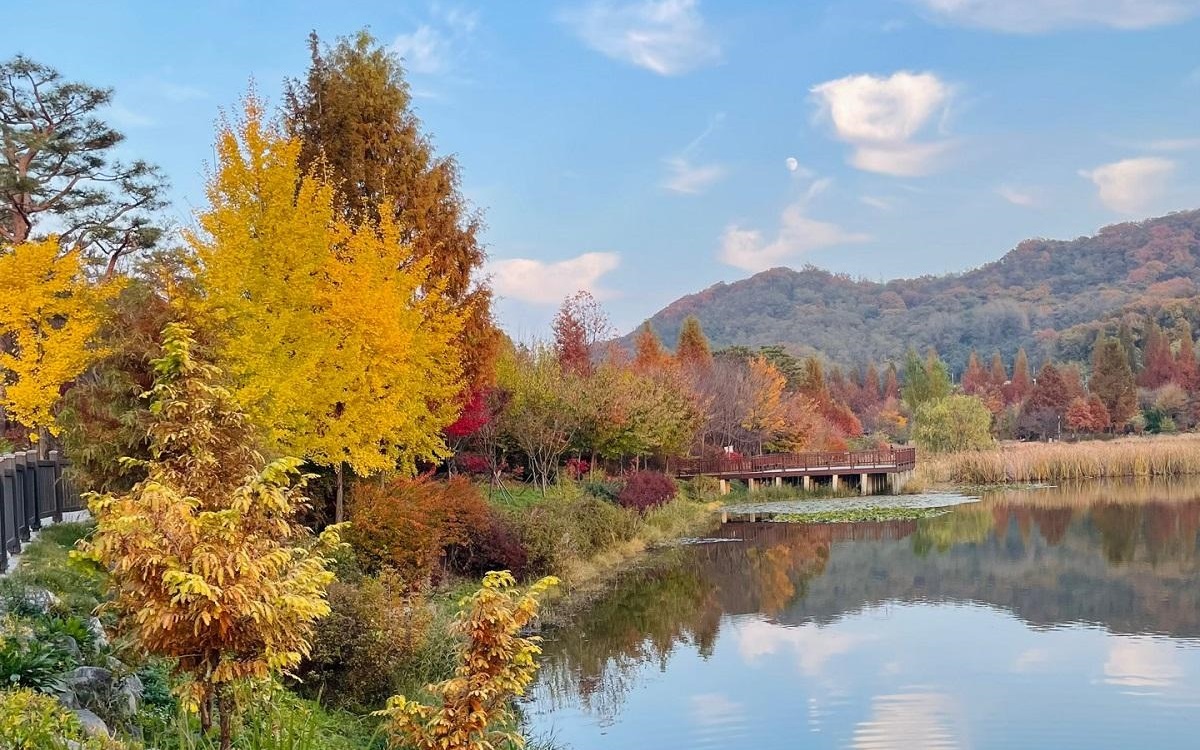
<box><xmin>639</xmin><ymin>210</ymin><xmax>1200</xmax><ymax>372</ymax></box>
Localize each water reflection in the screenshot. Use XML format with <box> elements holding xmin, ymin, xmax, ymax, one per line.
<box><xmin>528</xmin><ymin>477</ymin><xmax>1200</xmax><ymax>749</ymax></box>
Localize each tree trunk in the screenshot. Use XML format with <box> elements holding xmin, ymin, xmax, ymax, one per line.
<box><xmin>217</xmin><ymin>683</ymin><xmax>234</xmax><ymax>750</ymax></box>
<box><xmin>36</xmin><ymin>426</ymin><xmax>50</xmax><ymax>460</ymax></box>
<box><xmin>335</xmin><ymin>463</ymin><xmax>345</xmax><ymax>523</ymax></box>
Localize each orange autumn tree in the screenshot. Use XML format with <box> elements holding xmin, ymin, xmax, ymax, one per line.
<box><xmin>84</xmin><ymin>324</ymin><xmax>341</xmax><ymax>750</ymax></box>
<box><xmin>379</xmin><ymin>572</ymin><xmax>558</xmax><ymax>750</ymax></box>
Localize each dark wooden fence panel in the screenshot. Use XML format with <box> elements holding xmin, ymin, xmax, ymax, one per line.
<box><xmin>0</xmin><ymin>450</ymin><xmax>82</xmax><ymax>572</ymax></box>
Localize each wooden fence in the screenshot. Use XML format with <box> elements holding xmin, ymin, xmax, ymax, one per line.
<box><xmin>0</xmin><ymin>450</ymin><xmax>83</xmax><ymax>571</ymax></box>
<box><xmin>675</xmin><ymin>446</ymin><xmax>917</xmax><ymax>478</ymax></box>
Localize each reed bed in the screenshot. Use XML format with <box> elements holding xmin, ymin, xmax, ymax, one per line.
<box><xmin>918</xmin><ymin>434</ymin><xmax>1200</xmax><ymax>486</ymax></box>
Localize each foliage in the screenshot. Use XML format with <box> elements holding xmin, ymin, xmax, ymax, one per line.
<box><xmin>377</xmin><ymin>572</ymin><xmax>558</xmax><ymax>750</ymax></box>
<box><xmin>347</xmin><ymin>477</ymin><xmax>490</xmax><ymax>584</ymax></box>
<box><xmin>464</xmin><ymin>511</ymin><xmax>532</xmax><ymax>581</ymax></box>
<box><xmin>191</xmin><ymin>96</ymin><xmax>464</xmax><ymax>520</ymax></box>
<box><xmin>901</xmin><ymin>348</ymin><xmax>951</xmax><ymax>412</ymax></box>
<box><xmin>0</xmin><ymin>687</ymin><xmax>129</xmax><ymax>750</ymax></box>
<box><xmin>0</xmin><ymin>237</ymin><xmax>117</xmax><ymax>441</ymax></box>
<box><xmin>495</xmin><ymin>348</ymin><xmax>579</xmax><ymax>494</ymax></box>
<box><xmin>552</xmin><ymin>291</ymin><xmax>610</xmax><ymax>377</ymax></box>
<box><xmin>83</xmin><ymin>324</ymin><xmax>341</xmax><ymax>749</ymax></box>
<box><xmin>4</xmin><ymin>522</ymin><xmax>106</xmax><ymax>617</ymax></box>
<box><xmin>1091</xmin><ymin>332</ymin><xmax>1138</xmax><ymax>428</ymax></box>
<box><xmin>57</xmin><ymin>277</ymin><xmax>179</xmax><ymax>492</ymax></box>
<box><xmin>284</xmin><ymin>30</ymin><xmax>497</xmax><ymax>392</ymax></box>
<box><xmin>674</xmin><ymin>316</ymin><xmax>712</xmax><ymax>370</ymax></box>
<box><xmin>0</xmin><ymin>55</ymin><xmax>166</xmax><ymax>276</ymax></box>
<box><xmin>769</xmin><ymin>507</ymin><xmax>948</xmax><ymax>524</ymax></box>
<box><xmin>912</xmin><ymin>395</ymin><xmax>994</xmax><ymax>454</ymax></box>
<box><xmin>0</xmin><ymin>615</ymin><xmax>73</xmax><ymax>692</ymax></box>
<box><xmin>301</xmin><ymin>571</ymin><xmax>442</xmax><ymax>710</ymax></box>
<box><xmin>617</xmin><ymin>471</ymin><xmax>679</xmax><ymax>513</ymax></box>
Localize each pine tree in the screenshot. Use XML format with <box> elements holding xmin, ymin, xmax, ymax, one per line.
<box><xmin>1118</xmin><ymin>319</ymin><xmax>1139</xmax><ymax>374</ymax></box>
<box><xmin>675</xmin><ymin>316</ymin><xmax>713</xmax><ymax>370</ymax></box>
<box><xmin>0</xmin><ymin>55</ymin><xmax>166</xmax><ymax>276</ymax></box>
<box><xmin>284</xmin><ymin>31</ymin><xmax>497</xmax><ymax>390</ymax></box>
<box><xmin>1090</xmin><ymin>332</ymin><xmax>1137</xmax><ymax>429</ymax></box>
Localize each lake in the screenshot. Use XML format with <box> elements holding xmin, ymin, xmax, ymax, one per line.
<box><xmin>525</xmin><ymin>479</ymin><xmax>1200</xmax><ymax>749</ymax></box>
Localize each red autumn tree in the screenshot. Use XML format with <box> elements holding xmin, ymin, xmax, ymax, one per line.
<box><xmin>1139</xmin><ymin>320</ymin><xmax>1175</xmax><ymax>389</ymax></box>
<box><xmin>1174</xmin><ymin>321</ymin><xmax>1199</xmax><ymax>393</ymax></box>
<box><xmin>1087</xmin><ymin>393</ymin><xmax>1111</xmax><ymax>432</ymax></box>
<box><xmin>1019</xmin><ymin>362</ymin><xmax>1070</xmax><ymax>439</ymax></box>
<box><xmin>633</xmin><ymin>321</ymin><xmax>667</xmax><ymax>371</ymax></box>
<box><xmin>1007</xmin><ymin>348</ymin><xmax>1032</xmax><ymax>404</ymax></box>
<box><xmin>882</xmin><ymin>363</ymin><xmax>900</xmax><ymax>401</ymax></box>
<box><xmin>962</xmin><ymin>350</ymin><xmax>989</xmax><ymax>395</ymax></box>
<box><xmin>863</xmin><ymin>362</ymin><xmax>882</xmax><ymax>404</ymax></box>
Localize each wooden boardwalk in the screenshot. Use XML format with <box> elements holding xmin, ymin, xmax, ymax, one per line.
<box><xmin>675</xmin><ymin>447</ymin><xmax>916</xmax><ymax>496</ymax></box>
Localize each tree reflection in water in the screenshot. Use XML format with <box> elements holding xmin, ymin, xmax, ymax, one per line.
<box><xmin>532</xmin><ymin>476</ymin><xmax>1200</xmax><ymax>726</ymax></box>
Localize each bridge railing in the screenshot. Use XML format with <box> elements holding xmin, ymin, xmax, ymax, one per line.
<box><xmin>676</xmin><ymin>446</ymin><xmax>916</xmax><ymax>478</ymax></box>
<box><xmin>0</xmin><ymin>450</ymin><xmax>83</xmax><ymax>571</ymax></box>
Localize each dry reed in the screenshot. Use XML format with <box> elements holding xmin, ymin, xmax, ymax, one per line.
<box><xmin>917</xmin><ymin>434</ymin><xmax>1200</xmax><ymax>486</ymax></box>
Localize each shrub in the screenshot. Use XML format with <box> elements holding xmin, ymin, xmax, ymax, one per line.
<box><xmin>564</xmin><ymin>457</ymin><xmax>590</xmax><ymax>479</ymax></box>
<box><xmin>582</xmin><ymin>478</ymin><xmax>620</xmax><ymax>501</ymax></box>
<box><xmin>913</xmin><ymin>395</ymin><xmax>994</xmax><ymax>453</ymax></box>
<box><xmin>301</xmin><ymin>571</ymin><xmax>435</xmax><ymax>710</ymax></box>
<box><xmin>348</xmin><ymin>476</ymin><xmax>491</xmax><ymax>585</ymax></box>
<box><xmin>0</xmin><ymin>688</ymin><xmax>129</xmax><ymax>749</ymax></box>
<box><xmin>460</xmin><ymin>510</ymin><xmax>530</xmax><ymax>580</ymax></box>
<box><xmin>617</xmin><ymin>471</ymin><xmax>678</xmax><ymax>512</ymax></box>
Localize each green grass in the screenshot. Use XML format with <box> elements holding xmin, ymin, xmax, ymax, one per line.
<box><xmin>6</xmin><ymin>521</ymin><xmax>105</xmax><ymax>617</ymax></box>
<box><xmin>767</xmin><ymin>507</ymin><xmax>949</xmax><ymax>524</ymax></box>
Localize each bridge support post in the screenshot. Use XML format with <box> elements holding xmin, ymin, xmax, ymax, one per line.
<box><xmin>748</xmin><ymin>478</ymin><xmax>758</xmax><ymax>493</ymax></box>
<box><xmin>860</xmin><ymin>473</ymin><xmax>870</xmax><ymax>496</ymax></box>
<box><xmin>774</xmin><ymin>476</ymin><xmax>782</xmax><ymax>487</ymax></box>
<box><xmin>719</xmin><ymin>479</ymin><xmax>730</xmax><ymax>496</ymax></box>
<box><xmin>831</xmin><ymin>474</ymin><xmax>841</xmax><ymax>492</ymax></box>
<box><xmin>802</xmin><ymin>475</ymin><xmax>812</xmax><ymax>491</ymax></box>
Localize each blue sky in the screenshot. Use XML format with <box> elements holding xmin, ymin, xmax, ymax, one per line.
<box><xmin>10</xmin><ymin>1</ymin><xmax>1200</xmax><ymax>335</ymax></box>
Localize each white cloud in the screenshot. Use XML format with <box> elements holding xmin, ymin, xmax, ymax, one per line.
<box><xmin>1080</xmin><ymin>156</ymin><xmax>1175</xmax><ymax>214</ymax></box>
<box><xmin>391</xmin><ymin>4</ymin><xmax>480</xmax><ymax>75</ymax></box>
<box><xmin>851</xmin><ymin>692</ymin><xmax>963</xmax><ymax>750</ymax></box>
<box><xmin>689</xmin><ymin>693</ymin><xmax>745</xmax><ymax>728</ymax></box>
<box><xmin>785</xmin><ymin>157</ymin><xmax>800</xmax><ymax>172</ymax></box>
<box><xmin>662</xmin><ymin>157</ymin><xmax>726</xmax><ymax>193</ymax></box>
<box><xmin>735</xmin><ymin>618</ymin><xmax>870</xmax><ymax>677</ymax></box>
<box><xmin>488</xmin><ymin>252</ymin><xmax>621</xmax><ymax>304</ymax></box>
<box><xmin>1142</xmin><ymin>136</ymin><xmax>1200</xmax><ymax>152</ymax></box>
<box><xmin>915</xmin><ymin>0</ymin><xmax>1200</xmax><ymax>32</ymax></box>
<box><xmin>997</xmin><ymin>184</ymin><xmax>1037</xmax><ymax>207</ymax></box>
<box><xmin>811</xmin><ymin>71</ymin><xmax>954</xmax><ymax>176</ymax></box>
<box><xmin>564</xmin><ymin>0</ymin><xmax>721</xmax><ymax>76</ymax></box>
<box><xmin>719</xmin><ymin>177</ymin><xmax>869</xmax><ymax>272</ymax></box>
<box><xmin>392</xmin><ymin>25</ymin><xmax>449</xmax><ymax>74</ymax></box>
<box><xmin>1104</xmin><ymin>637</ymin><xmax>1184</xmax><ymax>689</ymax></box>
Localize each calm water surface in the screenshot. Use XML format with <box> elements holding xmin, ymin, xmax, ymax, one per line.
<box><xmin>526</xmin><ymin>480</ymin><xmax>1200</xmax><ymax>749</ymax></box>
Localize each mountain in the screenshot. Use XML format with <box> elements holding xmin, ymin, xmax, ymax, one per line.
<box><xmin>637</xmin><ymin>209</ymin><xmax>1200</xmax><ymax>373</ymax></box>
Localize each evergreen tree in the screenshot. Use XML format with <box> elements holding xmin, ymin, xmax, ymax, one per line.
<box><xmin>864</xmin><ymin>362</ymin><xmax>882</xmax><ymax>403</ymax></box>
<box><xmin>902</xmin><ymin>348</ymin><xmax>950</xmax><ymax>412</ymax></box>
<box><xmin>1118</xmin><ymin>319</ymin><xmax>1139</xmax><ymax>374</ymax></box>
<box><xmin>1090</xmin><ymin>332</ymin><xmax>1137</xmax><ymax>429</ymax></box>
<box><xmin>0</xmin><ymin>55</ymin><xmax>166</xmax><ymax>277</ymax></box>
<box><xmin>883</xmin><ymin>363</ymin><xmax>900</xmax><ymax>401</ymax></box>
<box><xmin>284</xmin><ymin>31</ymin><xmax>497</xmax><ymax>389</ymax></box>
<box><xmin>675</xmin><ymin>316</ymin><xmax>713</xmax><ymax>370</ymax></box>
<box><xmin>1020</xmin><ymin>362</ymin><xmax>1070</xmax><ymax>439</ymax></box>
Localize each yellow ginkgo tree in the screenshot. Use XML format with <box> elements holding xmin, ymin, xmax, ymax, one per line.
<box><xmin>0</xmin><ymin>237</ymin><xmax>115</xmax><ymax>451</ymax></box>
<box><xmin>190</xmin><ymin>96</ymin><xmax>464</xmax><ymax>520</ymax></box>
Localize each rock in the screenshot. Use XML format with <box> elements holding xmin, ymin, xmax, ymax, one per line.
<box><xmin>115</xmin><ymin>673</ymin><xmax>144</xmax><ymax>716</ymax></box>
<box><xmin>71</xmin><ymin>707</ymin><xmax>110</xmax><ymax>738</ymax></box>
<box><xmin>84</xmin><ymin>617</ymin><xmax>109</xmax><ymax>650</ymax></box>
<box><xmin>0</xmin><ymin>585</ymin><xmax>60</xmax><ymax>616</ymax></box>
<box><xmin>59</xmin><ymin>635</ymin><xmax>82</xmax><ymax>661</ymax></box>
